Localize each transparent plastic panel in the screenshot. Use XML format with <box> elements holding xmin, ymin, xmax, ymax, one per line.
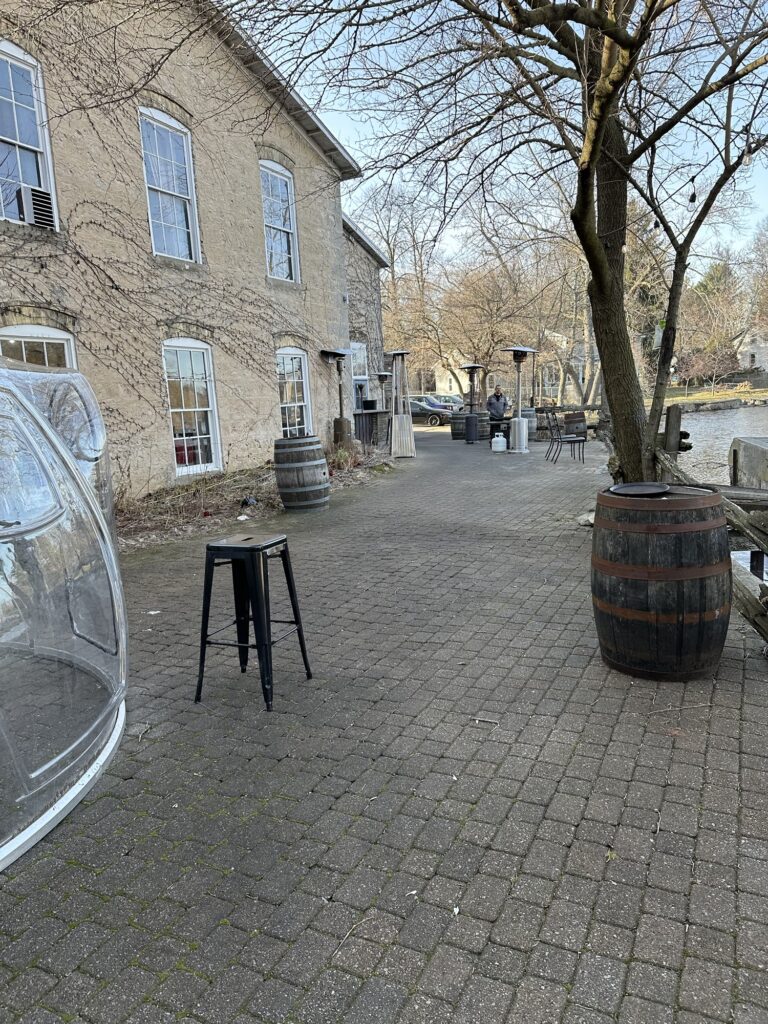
<box><xmin>0</xmin><ymin>384</ymin><xmax>127</xmax><ymax>862</ymax></box>
<box><xmin>0</xmin><ymin>359</ymin><xmax>116</xmax><ymax>533</ymax></box>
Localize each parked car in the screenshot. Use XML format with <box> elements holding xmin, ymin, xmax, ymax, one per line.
<box><xmin>409</xmin><ymin>400</ymin><xmax>452</xmax><ymax>426</ymax></box>
<box><xmin>411</xmin><ymin>393</ymin><xmax>454</xmax><ymax>410</ymax></box>
<box><xmin>432</xmin><ymin>394</ymin><xmax>464</xmax><ymax>409</ymax></box>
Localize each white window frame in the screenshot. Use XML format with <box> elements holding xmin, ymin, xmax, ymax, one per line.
<box><xmin>276</xmin><ymin>346</ymin><xmax>312</xmax><ymax>438</ymax></box>
<box><xmin>139</xmin><ymin>107</ymin><xmax>201</xmax><ymax>263</ymax></box>
<box><xmin>0</xmin><ymin>324</ymin><xmax>75</xmax><ymax>367</ymax></box>
<box><xmin>260</xmin><ymin>160</ymin><xmax>300</xmax><ymax>283</ymax></box>
<box><xmin>0</xmin><ymin>40</ymin><xmax>59</xmax><ymax>229</ymax></box>
<box><xmin>162</xmin><ymin>338</ymin><xmax>222</xmax><ymax>477</ymax></box>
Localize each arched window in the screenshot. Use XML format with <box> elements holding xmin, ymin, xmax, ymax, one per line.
<box><xmin>139</xmin><ymin>107</ymin><xmax>200</xmax><ymax>262</ymax></box>
<box><xmin>0</xmin><ymin>40</ymin><xmax>57</xmax><ymax>228</ymax></box>
<box><xmin>162</xmin><ymin>339</ymin><xmax>221</xmax><ymax>474</ymax></box>
<box><xmin>260</xmin><ymin>161</ymin><xmax>299</xmax><ymax>282</ymax></box>
<box><xmin>0</xmin><ymin>324</ymin><xmax>74</xmax><ymax>367</ymax></box>
<box><xmin>276</xmin><ymin>346</ymin><xmax>312</xmax><ymax>437</ymax></box>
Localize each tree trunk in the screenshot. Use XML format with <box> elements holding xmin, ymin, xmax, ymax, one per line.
<box><xmin>572</xmin><ymin>119</ymin><xmax>647</xmax><ymax>481</ymax></box>
<box><xmin>588</xmin><ymin>367</ymin><xmax>602</xmax><ymax>405</ymax></box>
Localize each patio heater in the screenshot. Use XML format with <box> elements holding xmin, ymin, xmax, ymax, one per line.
<box><xmin>321</xmin><ymin>349</ymin><xmax>353</xmax><ymax>448</ymax></box>
<box><xmin>387</xmin><ymin>350</ymin><xmax>416</xmax><ymax>458</ymax></box>
<box><xmin>502</xmin><ymin>346</ymin><xmax>536</xmax><ymax>453</ymax></box>
<box><xmin>460</xmin><ymin>363</ymin><xmax>484</xmax><ymax>444</ymax></box>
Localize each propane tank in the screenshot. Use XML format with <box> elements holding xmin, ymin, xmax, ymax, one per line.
<box><xmin>491</xmin><ymin>432</ymin><xmax>507</xmax><ymax>453</ymax></box>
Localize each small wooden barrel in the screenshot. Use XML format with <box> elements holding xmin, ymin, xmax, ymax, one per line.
<box><xmin>591</xmin><ymin>486</ymin><xmax>732</xmax><ymax>680</ymax></box>
<box><xmin>450</xmin><ymin>411</ymin><xmax>466</xmax><ymax>440</ymax></box>
<box><xmin>274</xmin><ymin>436</ymin><xmax>330</xmax><ymax>511</ymax></box>
<box><xmin>477</xmin><ymin>411</ymin><xmax>490</xmax><ymax>440</ymax></box>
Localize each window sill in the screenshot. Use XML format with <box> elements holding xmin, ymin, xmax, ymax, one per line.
<box><xmin>266</xmin><ymin>274</ymin><xmax>303</xmax><ymax>291</ymax></box>
<box><xmin>152</xmin><ymin>253</ymin><xmax>208</xmax><ymax>274</ymax></box>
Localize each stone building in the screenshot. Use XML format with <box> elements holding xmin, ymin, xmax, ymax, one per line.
<box><xmin>0</xmin><ymin>2</ymin><xmax>385</xmax><ymax>497</ymax></box>
<box><xmin>342</xmin><ymin>214</ymin><xmax>388</xmax><ymax>410</ymax></box>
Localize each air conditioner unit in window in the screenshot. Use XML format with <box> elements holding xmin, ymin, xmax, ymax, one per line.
<box><xmin>16</xmin><ymin>185</ymin><xmax>56</xmax><ymax>230</ymax></box>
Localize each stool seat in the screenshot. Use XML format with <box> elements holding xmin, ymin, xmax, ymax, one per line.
<box><xmin>207</xmin><ymin>533</ymin><xmax>287</xmax><ymax>555</ymax></box>
<box><xmin>195</xmin><ymin>533</ymin><xmax>311</xmax><ymax>711</ymax></box>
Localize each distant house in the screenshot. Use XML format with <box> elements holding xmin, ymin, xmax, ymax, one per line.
<box><xmin>0</xmin><ymin>3</ymin><xmax>384</xmax><ymax>496</ymax></box>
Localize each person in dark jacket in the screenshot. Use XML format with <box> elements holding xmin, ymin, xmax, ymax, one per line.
<box><xmin>486</xmin><ymin>386</ymin><xmax>509</xmax><ymax>421</ymax></box>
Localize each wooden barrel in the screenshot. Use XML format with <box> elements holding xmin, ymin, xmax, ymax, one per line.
<box><xmin>450</xmin><ymin>411</ymin><xmax>466</xmax><ymax>440</ymax></box>
<box><xmin>477</xmin><ymin>411</ymin><xmax>490</xmax><ymax>440</ymax></box>
<box><xmin>591</xmin><ymin>486</ymin><xmax>732</xmax><ymax>681</ymax></box>
<box><xmin>274</xmin><ymin>436</ymin><xmax>330</xmax><ymax>511</ymax></box>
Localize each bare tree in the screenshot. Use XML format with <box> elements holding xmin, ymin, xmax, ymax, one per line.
<box><xmin>15</xmin><ymin>0</ymin><xmax>768</xmax><ymax>478</ymax></box>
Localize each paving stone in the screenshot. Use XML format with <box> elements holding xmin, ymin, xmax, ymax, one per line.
<box><xmin>507</xmin><ymin>976</ymin><xmax>569</xmax><ymax>1024</ymax></box>
<box><xmin>419</xmin><ymin>945</ymin><xmax>475</xmax><ymax>1003</ymax></box>
<box><xmin>618</xmin><ymin>995</ymin><xmax>674</xmax><ymax>1024</ymax></box>
<box><xmin>634</xmin><ymin>914</ymin><xmax>686</xmax><ymax>969</ymax></box>
<box><xmin>679</xmin><ymin>958</ymin><xmax>735</xmax><ymax>1020</ymax></box>
<box><xmin>345</xmin><ymin>977</ymin><xmax>409</xmax><ymax>1024</ymax></box>
<box><xmin>453</xmin><ymin>976</ymin><xmax>515</xmax><ymax>1024</ymax></box>
<box><xmin>570</xmin><ymin>953</ymin><xmax>627</xmax><ymax>1014</ymax></box>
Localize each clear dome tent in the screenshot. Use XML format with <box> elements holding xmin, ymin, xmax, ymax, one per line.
<box><xmin>0</xmin><ymin>363</ymin><xmax>126</xmax><ymax>870</ymax></box>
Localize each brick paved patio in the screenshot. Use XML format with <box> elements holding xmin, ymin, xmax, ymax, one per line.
<box><xmin>2</xmin><ymin>429</ymin><xmax>767</xmax><ymax>1024</ymax></box>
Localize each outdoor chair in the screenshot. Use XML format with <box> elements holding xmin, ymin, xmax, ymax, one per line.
<box><xmin>545</xmin><ymin>409</ymin><xmax>586</xmax><ymax>464</ymax></box>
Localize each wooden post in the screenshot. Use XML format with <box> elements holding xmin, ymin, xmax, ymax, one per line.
<box><xmin>661</xmin><ymin>404</ymin><xmax>682</xmax><ymax>482</ymax></box>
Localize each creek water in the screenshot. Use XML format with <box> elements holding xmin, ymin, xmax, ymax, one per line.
<box><xmin>678</xmin><ymin>405</ymin><xmax>768</xmax><ymax>484</ymax></box>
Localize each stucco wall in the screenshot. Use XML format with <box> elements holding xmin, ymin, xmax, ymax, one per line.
<box><xmin>0</xmin><ymin>2</ymin><xmax>355</xmax><ymax>497</ymax></box>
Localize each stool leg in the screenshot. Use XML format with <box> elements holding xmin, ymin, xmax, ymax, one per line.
<box><xmin>195</xmin><ymin>552</ymin><xmax>216</xmax><ymax>703</ymax></box>
<box><xmin>247</xmin><ymin>550</ymin><xmax>274</xmax><ymax>711</ymax></box>
<box><xmin>281</xmin><ymin>545</ymin><xmax>312</xmax><ymax>680</ymax></box>
<box><xmin>231</xmin><ymin>559</ymin><xmax>250</xmax><ymax>673</ymax></box>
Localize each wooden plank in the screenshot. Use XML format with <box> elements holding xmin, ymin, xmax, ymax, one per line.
<box><xmin>732</xmin><ymin>559</ymin><xmax>768</xmax><ymax>644</ymax></box>
<box><xmin>655</xmin><ymin>449</ymin><xmax>768</xmax><ymax>554</ymax></box>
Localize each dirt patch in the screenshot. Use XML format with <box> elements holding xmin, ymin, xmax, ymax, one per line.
<box><xmin>116</xmin><ymin>448</ymin><xmax>395</xmax><ymax>551</ymax></box>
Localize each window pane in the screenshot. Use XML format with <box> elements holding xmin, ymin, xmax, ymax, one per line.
<box><xmin>144</xmin><ymin>151</ymin><xmax>160</xmax><ymax>188</ymax></box>
<box><xmin>156</xmin><ymin>125</ymin><xmax>172</xmax><ymax>161</ymax></box>
<box><xmin>177</xmin><ymin>350</ymin><xmax>193</xmax><ymax>378</ymax></box>
<box><xmin>182</xmin><ymin>380</ymin><xmax>196</xmax><ymax>408</ymax></box>
<box><xmin>194</xmin><ymin>380</ymin><xmax>209</xmax><ymax>407</ymax></box>
<box><xmin>171</xmin><ymin>412</ymin><xmax>184</xmax><ymax>437</ymax></box>
<box><xmin>182</xmin><ymin>411</ymin><xmax>196</xmax><ymax>436</ymax></box>
<box><xmin>140</xmin><ymin>118</ymin><xmax>155</xmax><ymax>153</ymax></box>
<box><xmin>46</xmin><ymin>342</ymin><xmax>66</xmax><ymax>367</ymax></box>
<box><xmin>0</xmin><ymin>139</ymin><xmax>18</xmax><ymax>176</ymax></box>
<box><xmin>167</xmin><ymin>379</ymin><xmax>182</xmax><ymax>409</ymax></box>
<box><xmin>198</xmin><ymin>436</ymin><xmax>212</xmax><ymax>464</ymax></box>
<box><xmin>16</xmin><ymin>105</ymin><xmax>38</xmax><ymax>148</ymax></box>
<box><xmin>164</xmin><ymin>348</ymin><xmax>179</xmax><ymax>378</ymax></box>
<box><xmin>24</xmin><ymin>341</ymin><xmax>45</xmax><ymax>365</ymax></box>
<box><xmin>156</xmin><ymin>156</ymin><xmax>175</xmax><ymax>191</ymax></box>
<box><xmin>10</xmin><ymin>65</ymin><xmax>34</xmax><ymax>107</ymax></box>
<box><xmin>196</xmin><ymin>412</ymin><xmax>209</xmax><ymax>436</ymax></box>
<box><xmin>0</xmin><ymin>61</ymin><xmax>11</xmax><ymax>102</ymax></box>
<box><xmin>0</xmin><ymin>178</ymin><xmax>20</xmax><ymax>219</ymax></box>
<box><xmin>18</xmin><ymin>147</ymin><xmax>40</xmax><ymax>186</ymax></box>
<box><xmin>1</xmin><ymin>338</ymin><xmax>22</xmax><ymax>360</ymax></box>
<box><xmin>0</xmin><ymin>99</ymin><xmax>16</xmax><ymax>142</ymax></box>
<box><xmin>191</xmin><ymin>351</ymin><xmax>206</xmax><ymax>378</ymax></box>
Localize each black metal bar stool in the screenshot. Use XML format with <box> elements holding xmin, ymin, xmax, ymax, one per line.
<box><xmin>194</xmin><ymin>532</ymin><xmax>312</xmax><ymax>711</ymax></box>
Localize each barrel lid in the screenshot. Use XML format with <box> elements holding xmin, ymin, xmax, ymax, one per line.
<box><xmin>609</xmin><ymin>483</ymin><xmax>669</xmax><ymax>498</ymax></box>
<box><xmin>598</xmin><ymin>484</ymin><xmax>721</xmax><ymax>510</ymax></box>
